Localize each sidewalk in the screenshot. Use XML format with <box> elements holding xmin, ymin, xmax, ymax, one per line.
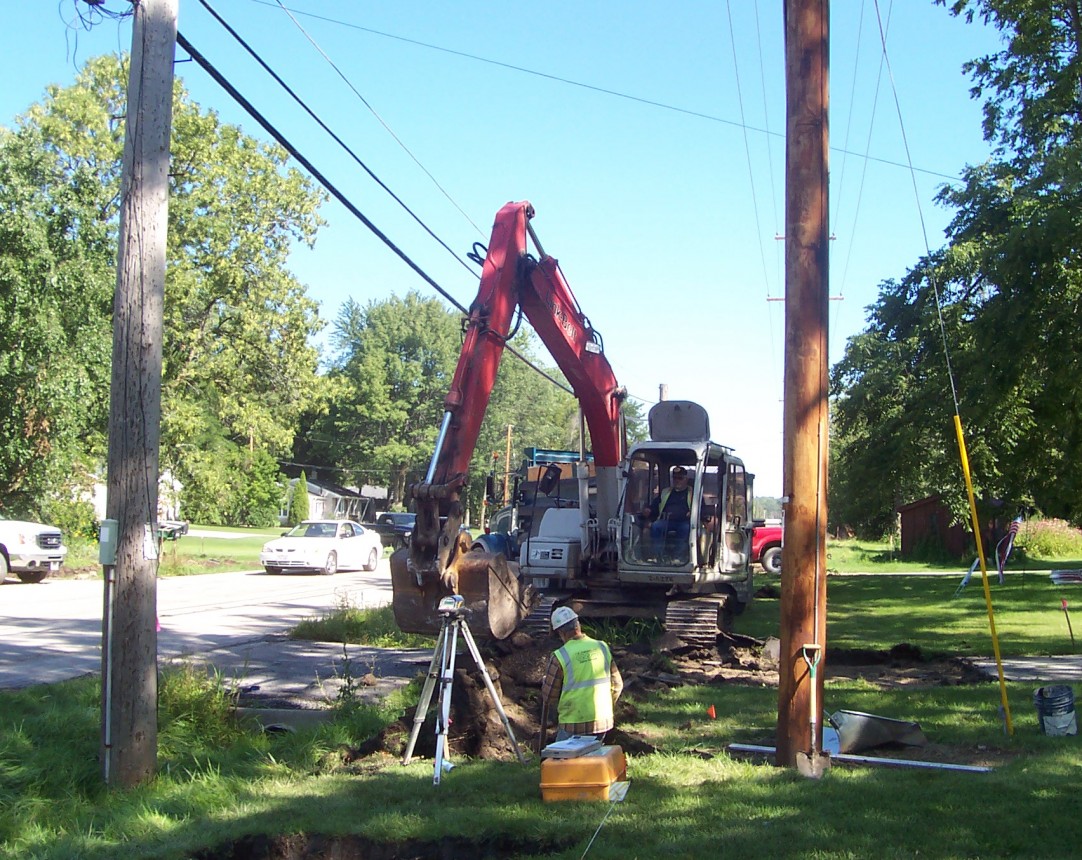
<box><xmin>969</xmin><ymin>655</ymin><xmax>1082</xmax><ymax>684</ymax></box>
<box><xmin>170</xmin><ymin>634</ymin><xmax>431</xmax><ymax>710</ymax></box>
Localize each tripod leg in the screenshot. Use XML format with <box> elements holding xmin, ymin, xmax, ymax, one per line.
<box><xmin>402</xmin><ymin>623</ymin><xmax>446</xmax><ymax>766</ymax></box>
<box><xmin>433</xmin><ymin>619</ymin><xmax>460</xmax><ymax>784</ymax></box>
<box><xmin>461</xmin><ymin>620</ymin><xmax>527</xmax><ymax>765</ymax></box>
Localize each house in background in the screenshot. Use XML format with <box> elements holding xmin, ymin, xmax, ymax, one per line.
<box><xmin>90</xmin><ymin>471</ymin><xmax>183</xmax><ymax>522</ymax></box>
<box><xmin>281</xmin><ymin>476</ymin><xmax>388</xmax><ymax>524</ymax></box>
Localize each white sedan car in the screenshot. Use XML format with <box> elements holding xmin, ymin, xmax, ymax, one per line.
<box><xmin>260</xmin><ymin>519</ymin><xmax>382</xmax><ymax>575</ymax></box>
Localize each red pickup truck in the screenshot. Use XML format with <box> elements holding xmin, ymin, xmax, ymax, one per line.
<box><xmin>752</xmin><ymin>522</ymin><xmax>782</xmax><ymax>574</ymax></box>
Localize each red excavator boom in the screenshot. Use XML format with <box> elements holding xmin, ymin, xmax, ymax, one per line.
<box><xmin>391</xmin><ymin>201</ymin><xmax>625</xmax><ymax>637</ymax></box>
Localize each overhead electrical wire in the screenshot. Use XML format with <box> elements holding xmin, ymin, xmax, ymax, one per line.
<box><xmin>176</xmin><ymin>32</ymin><xmax>464</xmax><ymax>310</ymax></box>
<box><xmin>62</xmin><ymin>0</ymin><xmax>130</xmax><ymax>68</ymax></box>
<box><xmin>197</xmin><ymin>0</ymin><xmax>478</xmax><ymax>279</ymax></box>
<box><xmin>245</xmin><ymin>0</ymin><xmax>964</xmax><ymax>184</ymax></box>
<box><xmin>267</xmin><ymin>0</ymin><xmax>486</xmax><ymax>239</ymax></box>
<box><xmin>752</xmin><ymin>0</ymin><xmax>783</xmax><ymax>287</ymax></box>
<box><xmin>750</xmin><ymin>0</ymin><xmax>784</xmax><ymax>443</ymax></box>
<box><xmin>837</xmin><ymin>2</ymin><xmax>890</xmax><ymax>305</ymax></box>
<box><xmin>725</xmin><ymin>0</ymin><xmax>773</xmax><ymax>303</ymax></box>
<box><xmin>830</xmin><ymin>0</ymin><xmax>867</xmax><ymax>250</ymax></box>
<box><xmin>827</xmin><ymin>0</ymin><xmax>869</xmax><ymax>361</ymax></box>
<box><xmin>175</xmin><ymin>31</ymin><xmax>574</xmax><ymax>397</ymax></box>
<box><xmin>726</xmin><ymin>1</ymin><xmax>784</xmax><ymax>453</ymax></box>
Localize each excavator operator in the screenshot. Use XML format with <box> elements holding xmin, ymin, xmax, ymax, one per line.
<box><xmin>642</xmin><ymin>466</ymin><xmax>693</xmax><ymax>561</ymax></box>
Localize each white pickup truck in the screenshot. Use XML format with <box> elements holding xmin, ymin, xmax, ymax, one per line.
<box><xmin>0</xmin><ymin>515</ymin><xmax>68</xmax><ymax>583</ymax></box>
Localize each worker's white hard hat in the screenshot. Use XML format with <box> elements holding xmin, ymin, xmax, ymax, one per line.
<box><xmin>551</xmin><ymin>606</ymin><xmax>579</xmax><ymax>630</ymax></box>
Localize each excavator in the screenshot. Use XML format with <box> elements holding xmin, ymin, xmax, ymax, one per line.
<box><xmin>390</xmin><ymin>201</ymin><xmax>755</xmax><ymax>643</ymax></box>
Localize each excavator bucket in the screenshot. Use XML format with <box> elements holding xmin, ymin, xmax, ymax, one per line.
<box><xmin>390</xmin><ymin>547</ymin><xmax>533</xmax><ymax>640</ymax></box>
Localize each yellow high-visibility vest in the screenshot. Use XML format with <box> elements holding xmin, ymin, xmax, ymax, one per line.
<box><xmin>658</xmin><ymin>486</ymin><xmax>691</xmax><ymax>515</ymax></box>
<box><xmin>554</xmin><ymin>636</ymin><xmax>613</xmax><ymax>725</ymax></box>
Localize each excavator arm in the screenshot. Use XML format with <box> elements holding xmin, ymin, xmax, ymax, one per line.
<box><xmin>391</xmin><ymin>201</ymin><xmax>626</xmax><ymax>637</ymax></box>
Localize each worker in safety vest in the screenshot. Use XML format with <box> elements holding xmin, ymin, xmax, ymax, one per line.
<box><xmin>540</xmin><ymin>606</ymin><xmax>623</xmax><ymax>741</ymax></box>
<box><xmin>642</xmin><ymin>465</ymin><xmax>693</xmax><ymax>559</ymax></box>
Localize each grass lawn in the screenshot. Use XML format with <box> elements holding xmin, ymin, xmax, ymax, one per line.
<box><xmin>60</xmin><ymin>527</ymin><xmax>1082</xmax><ymax>579</ymax></box>
<box><xmin>826</xmin><ymin>535</ymin><xmax>1082</xmax><ymax>574</ymax></box>
<box><xmin>4</xmin><ymin>564</ymin><xmax>1082</xmax><ymax>858</ymax></box>
<box><xmin>60</xmin><ymin>524</ymin><xmax>402</xmax><ymax>578</ymax></box>
<box><xmin>743</xmin><ymin>571</ymin><xmax>1081</xmax><ymax>657</ymax></box>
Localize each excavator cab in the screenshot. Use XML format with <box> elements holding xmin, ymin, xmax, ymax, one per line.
<box><xmin>622</xmin><ymin>456</ymin><xmax>699</xmax><ymax>565</ymax></box>
<box><xmin>617</xmin><ymin>401</ymin><xmax>754</xmax><ymax>613</ymax></box>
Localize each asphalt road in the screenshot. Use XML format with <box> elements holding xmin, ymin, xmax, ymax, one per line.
<box><xmin>0</xmin><ymin>562</ymin><xmax>428</xmax><ymax>703</ymax></box>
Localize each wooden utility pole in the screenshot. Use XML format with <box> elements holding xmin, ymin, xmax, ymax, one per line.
<box><xmin>100</xmin><ymin>0</ymin><xmax>178</xmax><ymax>787</ymax></box>
<box><xmin>777</xmin><ymin>0</ymin><xmax>830</xmax><ymax>771</ymax></box>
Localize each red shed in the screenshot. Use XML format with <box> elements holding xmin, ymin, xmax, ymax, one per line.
<box><xmin>897</xmin><ymin>494</ymin><xmax>970</xmax><ymax>559</ymax></box>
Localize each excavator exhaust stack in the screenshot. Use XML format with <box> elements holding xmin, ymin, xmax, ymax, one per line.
<box><xmin>390</xmin><ymin>541</ymin><xmax>533</xmax><ymax>640</ymax></box>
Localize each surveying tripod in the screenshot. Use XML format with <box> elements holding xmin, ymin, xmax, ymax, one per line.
<box><xmin>402</xmin><ymin>595</ymin><xmax>526</xmax><ymax>784</ymax></box>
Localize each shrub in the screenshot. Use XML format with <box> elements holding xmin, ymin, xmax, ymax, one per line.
<box><xmin>39</xmin><ymin>496</ymin><xmax>98</xmax><ymax>540</ymax></box>
<box><xmin>1017</xmin><ymin>518</ymin><xmax>1082</xmax><ymax>560</ymax></box>
<box><xmin>288</xmin><ymin>471</ymin><xmax>310</xmax><ymax>526</ymax></box>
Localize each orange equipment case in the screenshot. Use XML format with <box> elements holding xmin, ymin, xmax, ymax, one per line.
<box><xmin>540</xmin><ymin>745</ymin><xmax>626</xmax><ymax>802</ymax></box>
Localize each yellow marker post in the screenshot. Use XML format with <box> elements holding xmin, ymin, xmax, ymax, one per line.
<box><xmin>954</xmin><ymin>414</ymin><xmax>1014</xmax><ymax>735</ymax></box>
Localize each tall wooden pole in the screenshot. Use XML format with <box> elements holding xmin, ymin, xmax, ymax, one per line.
<box><xmin>100</xmin><ymin>0</ymin><xmax>178</xmax><ymax>787</ymax></box>
<box><xmin>777</xmin><ymin>0</ymin><xmax>829</xmax><ymax>769</ymax></box>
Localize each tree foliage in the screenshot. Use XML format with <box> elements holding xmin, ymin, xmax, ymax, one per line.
<box><xmin>288</xmin><ymin>470</ymin><xmax>310</xmax><ymax>526</ymax></box>
<box><xmin>1</xmin><ymin>54</ymin><xmax>328</xmax><ymax>522</ymax></box>
<box><xmin>0</xmin><ymin>122</ymin><xmax>112</xmax><ymax>516</ymax></box>
<box><xmin>833</xmin><ymin>2</ymin><xmax>1082</xmax><ymax>532</ymax></box>
<box><xmin>303</xmin><ymin>291</ymin><xmax>581</xmax><ymax>522</ymax></box>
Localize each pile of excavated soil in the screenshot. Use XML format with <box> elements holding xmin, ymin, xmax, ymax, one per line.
<box><xmin>340</xmin><ymin>626</ymin><xmax>987</xmax><ymax>766</ymax></box>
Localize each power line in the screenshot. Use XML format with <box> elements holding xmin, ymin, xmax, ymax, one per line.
<box><xmin>267</xmin><ymin>0</ymin><xmax>486</xmax><ymax>239</ymax></box>
<box><xmin>175</xmin><ymin>31</ymin><xmax>574</xmax><ymax>397</ymax></box>
<box><xmin>177</xmin><ymin>33</ymin><xmax>466</xmax><ymax>312</ymax></box>
<box><xmin>726</xmin><ymin>0</ymin><xmax>773</xmax><ymax>303</ymax></box>
<box><xmin>197</xmin><ymin>0</ymin><xmax>478</xmax><ymax>279</ymax></box>
<box><xmin>245</xmin><ymin>0</ymin><xmax>965</xmax><ymax>183</ymax></box>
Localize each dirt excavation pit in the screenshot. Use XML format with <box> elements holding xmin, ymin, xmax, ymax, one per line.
<box><xmin>331</xmin><ymin>631</ymin><xmax>993</xmax><ymax>767</ymax></box>
<box><xmin>203</xmin><ymin>634</ymin><xmax>1011</xmax><ymax>858</ymax></box>
<box><xmin>194</xmin><ymin>832</ymin><xmax>574</xmax><ymax>860</ymax></box>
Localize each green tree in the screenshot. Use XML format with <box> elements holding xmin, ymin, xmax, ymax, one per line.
<box><xmin>310</xmin><ymin>292</ymin><xmax>464</xmax><ymax>506</ymax></box>
<box><xmin>3</xmin><ymin>54</ymin><xmax>328</xmax><ymax>520</ymax></box>
<box><xmin>832</xmin><ymin>2</ymin><xmax>1082</xmax><ymax>531</ymax></box>
<box><xmin>306</xmin><ymin>291</ymin><xmax>583</xmax><ymax>523</ymax></box>
<box><xmin>229</xmin><ymin>449</ymin><xmax>283</xmax><ymax>528</ymax></box>
<box><xmin>0</xmin><ymin>123</ymin><xmax>112</xmax><ymax>516</ymax></box>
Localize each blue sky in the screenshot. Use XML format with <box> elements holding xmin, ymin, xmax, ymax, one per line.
<box><xmin>2</xmin><ymin>1</ymin><xmax>1004</xmax><ymax>497</ymax></box>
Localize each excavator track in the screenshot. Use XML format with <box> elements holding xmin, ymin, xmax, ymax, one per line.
<box><xmin>521</xmin><ymin>594</ymin><xmax>561</xmax><ymax>639</ymax></box>
<box><xmin>663</xmin><ymin>595</ymin><xmax>731</xmax><ymax>647</ymax></box>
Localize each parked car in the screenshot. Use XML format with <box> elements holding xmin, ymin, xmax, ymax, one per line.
<box><xmin>368</xmin><ymin>513</ymin><xmax>475</xmax><ymax>550</ymax></box>
<box><xmin>260</xmin><ymin>519</ymin><xmax>382</xmax><ymax>575</ymax></box>
<box><xmin>0</xmin><ymin>515</ymin><xmax>68</xmax><ymax>584</ymax></box>
<box><xmin>367</xmin><ymin>512</ymin><xmax>417</xmax><ymax>549</ymax></box>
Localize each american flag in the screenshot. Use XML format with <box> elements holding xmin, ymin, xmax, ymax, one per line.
<box><xmin>996</xmin><ymin>517</ymin><xmax>1023</xmax><ymax>583</ymax></box>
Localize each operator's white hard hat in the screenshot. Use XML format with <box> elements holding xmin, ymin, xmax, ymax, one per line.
<box><xmin>551</xmin><ymin>606</ymin><xmax>579</xmax><ymax>630</ymax></box>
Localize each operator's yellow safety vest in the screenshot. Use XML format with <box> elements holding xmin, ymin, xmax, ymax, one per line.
<box><xmin>658</xmin><ymin>486</ymin><xmax>691</xmax><ymax>514</ymax></box>
<box><xmin>554</xmin><ymin>636</ymin><xmax>614</xmax><ymax>725</ymax></box>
